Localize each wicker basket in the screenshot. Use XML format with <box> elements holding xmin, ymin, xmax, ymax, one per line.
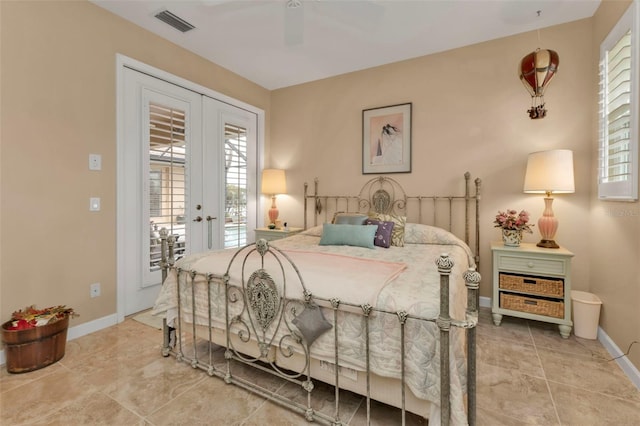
<box><xmin>500</xmin><ymin>293</ymin><xmax>564</xmax><ymax>318</ymax></box>
<box><xmin>499</xmin><ymin>273</ymin><xmax>564</xmax><ymax>297</ymax></box>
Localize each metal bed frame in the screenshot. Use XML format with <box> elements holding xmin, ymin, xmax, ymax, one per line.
<box><xmin>158</xmin><ymin>173</ymin><xmax>482</xmax><ymax>426</ymax></box>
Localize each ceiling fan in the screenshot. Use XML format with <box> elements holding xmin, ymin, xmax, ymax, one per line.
<box><xmin>199</xmin><ymin>0</ymin><xmax>383</xmax><ymax>47</ymax></box>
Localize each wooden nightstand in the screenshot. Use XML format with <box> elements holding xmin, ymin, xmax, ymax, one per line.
<box><xmin>255</xmin><ymin>227</ymin><xmax>303</xmax><ymax>242</ymax></box>
<box><xmin>491</xmin><ymin>241</ymin><xmax>574</xmax><ymax>338</ymax></box>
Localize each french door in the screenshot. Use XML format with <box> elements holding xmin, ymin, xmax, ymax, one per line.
<box><xmin>120</xmin><ymin>67</ymin><xmax>258</xmax><ymax>316</ymax></box>
<box><xmin>203</xmin><ymin>97</ymin><xmax>258</xmax><ymax>250</ymax></box>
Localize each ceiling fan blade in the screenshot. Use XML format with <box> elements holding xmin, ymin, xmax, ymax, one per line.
<box><xmin>200</xmin><ymin>0</ymin><xmax>274</xmax><ymax>14</ymax></box>
<box><xmin>284</xmin><ymin>2</ymin><xmax>304</xmax><ymax>46</ymax></box>
<box><xmin>312</xmin><ymin>0</ymin><xmax>384</xmax><ymax>33</ymax></box>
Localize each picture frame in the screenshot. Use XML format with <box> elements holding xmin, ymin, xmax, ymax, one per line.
<box><xmin>362</xmin><ymin>103</ymin><xmax>412</xmax><ymax>174</ymax></box>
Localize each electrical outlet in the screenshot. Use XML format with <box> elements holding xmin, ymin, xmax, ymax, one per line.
<box><xmin>90</xmin><ymin>282</ymin><xmax>101</xmax><ymax>298</ymax></box>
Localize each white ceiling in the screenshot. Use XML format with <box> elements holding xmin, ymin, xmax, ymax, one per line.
<box><xmin>91</xmin><ymin>0</ymin><xmax>601</xmax><ymax>90</ymax></box>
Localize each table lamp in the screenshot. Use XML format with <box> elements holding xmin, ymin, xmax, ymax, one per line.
<box><xmin>523</xmin><ymin>149</ymin><xmax>575</xmax><ymax>248</ymax></box>
<box><xmin>261</xmin><ymin>169</ymin><xmax>287</xmax><ymax>228</ymax></box>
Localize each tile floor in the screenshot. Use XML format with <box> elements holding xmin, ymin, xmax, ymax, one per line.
<box><xmin>1</xmin><ymin>308</ymin><xmax>639</xmax><ymax>425</ymax></box>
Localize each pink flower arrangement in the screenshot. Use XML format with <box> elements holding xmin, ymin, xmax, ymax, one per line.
<box><xmin>494</xmin><ymin>209</ymin><xmax>534</xmax><ymax>233</ymax></box>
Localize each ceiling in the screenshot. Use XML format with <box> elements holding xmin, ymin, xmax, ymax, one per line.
<box><xmin>91</xmin><ymin>0</ymin><xmax>601</xmax><ymax>90</ymax></box>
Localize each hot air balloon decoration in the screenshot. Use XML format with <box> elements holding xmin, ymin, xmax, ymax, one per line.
<box><xmin>519</xmin><ymin>49</ymin><xmax>559</xmax><ymax>119</ymax></box>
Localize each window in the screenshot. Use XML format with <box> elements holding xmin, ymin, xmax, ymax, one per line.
<box><xmin>149</xmin><ymin>170</ymin><xmax>162</xmax><ymax>217</ymax></box>
<box><xmin>224</xmin><ymin>124</ymin><xmax>248</xmax><ymax>248</ymax></box>
<box><xmin>598</xmin><ymin>1</ymin><xmax>639</xmax><ymax>201</ymax></box>
<box><xmin>148</xmin><ymin>102</ymin><xmax>187</xmax><ymax>269</ymax></box>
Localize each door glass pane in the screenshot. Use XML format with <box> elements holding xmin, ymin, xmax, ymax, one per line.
<box><xmin>224</xmin><ymin>124</ymin><xmax>247</xmax><ymax>248</ymax></box>
<box><xmin>149</xmin><ymin>102</ymin><xmax>187</xmax><ymax>270</ymax></box>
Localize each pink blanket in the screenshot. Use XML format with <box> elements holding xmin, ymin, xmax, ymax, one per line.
<box><xmin>280</xmin><ymin>249</ymin><xmax>407</xmax><ymax>305</ymax></box>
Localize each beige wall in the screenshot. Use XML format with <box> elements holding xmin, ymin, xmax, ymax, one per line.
<box><xmin>0</xmin><ymin>1</ymin><xmax>270</xmax><ymax>325</ymax></box>
<box><xmin>271</xmin><ymin>19</ymin><xmax>594</xmax><ymax>306</ymax></box>
<box><xmin>271</xmin><ymin>0</ymin><xmax>640</xmax><ymax>371</ymax></box>
<box><xmin>591</xmin><ymin>0</ymin><xmax>639</xmax><ymax>370</ymax></box>
<box><xmin>272</xmin><ymin>3</ymin><xmax>639</xmax><ymax>370</ymax></box>
<box><xmin>1</xmin><ymin>0</ymin><xmax>638</xmax><ymax>372</ymax></box>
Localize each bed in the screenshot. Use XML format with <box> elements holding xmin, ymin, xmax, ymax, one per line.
<box><xmin>152</xmin><ymin>173</ymin><xmax>481</xmax><ymax>426</ymax></box>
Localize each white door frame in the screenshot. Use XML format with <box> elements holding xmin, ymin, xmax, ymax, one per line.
<box><xmin>122</xmin><ymin>69</ymin><xmax>203</xmax><ymax>315</ymax></box>
<box><xmin>115</xmin><ymin>54</ymin><xmax>265</xmax><ymax>323</ymax></box>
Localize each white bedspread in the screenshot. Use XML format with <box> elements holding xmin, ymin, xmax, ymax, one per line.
<box><xmin>153</xmin><ymin>224</ymin><xmax>475</xmax><ymax>426</ymax></box>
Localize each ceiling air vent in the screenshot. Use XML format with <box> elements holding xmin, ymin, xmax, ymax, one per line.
<box><xmin>154</xmin><ymin>10</ymin><xmax>195</xmax><ymax>33</ymax></box>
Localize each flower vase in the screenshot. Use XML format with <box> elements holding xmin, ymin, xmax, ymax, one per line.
<box><xmin>502</xmin><ymin>229</ymin><xmax>522</xmax><ymax>247</ymax></box>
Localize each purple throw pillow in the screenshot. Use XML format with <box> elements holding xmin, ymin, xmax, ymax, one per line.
<box><xmin>365</xmin><ymin>219</ymin><xmax>395</xmax><ymax>248</ymax></box>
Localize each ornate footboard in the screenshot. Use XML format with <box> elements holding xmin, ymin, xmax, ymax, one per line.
<box><xmin>157</xmin><ymin>235</ymin><xmax>480</xmax><ymax>426</ymax></box>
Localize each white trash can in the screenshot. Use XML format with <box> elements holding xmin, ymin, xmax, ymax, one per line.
<box><xmin>571</xmin><ymin>290</ymin><xmax>602</xmax><ymax>339</ymax></box>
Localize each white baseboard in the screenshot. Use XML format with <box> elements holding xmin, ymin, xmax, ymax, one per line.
<box><xmin>0</xmin><ymin>313</ymin><xmax>118</xmax><ymax>367</ymax></box>
<box><xmin>598</xmin><ymin>327</ymin><xmax>640</xmax><ymax>391</ymax></box>
<box><xmin>479</xmin><ymin>296</ymin><xmax>491</xmax><ymax>308</ymax></box>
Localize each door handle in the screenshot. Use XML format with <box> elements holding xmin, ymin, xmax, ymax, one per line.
<box><xmin>207</xmin><ymin>216</ymin><xmax>216</xmax><ymax>249</ymax></box>
<box><xmin>193</xmin><ymin>216</ymin><xmax>203</xmax><ymax>222</ymax></box>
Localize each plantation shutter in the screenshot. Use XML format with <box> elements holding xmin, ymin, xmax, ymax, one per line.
<box><xmin>148</xmin><ymin>102</ymin><xmax>187</xmax><ymax>270</ymax></box>
<box><xmin>224</xmin><ymin>124</ymin><xmax>248</xmax><ymax>248</ymax></box>
<box><xmin>598</xmin><ymin>2</ymin><xmax>639</xmax><ymax>200</ymax></box>
<box><xmin>601</xmin><ymin>31</ymin><xmax>631</xmax><ymax>183</ymax></box>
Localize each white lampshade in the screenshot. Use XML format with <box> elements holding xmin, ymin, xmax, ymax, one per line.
<box><xmin>261</xmin><ymin>169</ymin><xmax>287</xmax><ymax>195</ymax></box>
<box><xmin>523</xmin><ymin>149</ymin><xmax>575</xmax><ymax>195</ymax></box>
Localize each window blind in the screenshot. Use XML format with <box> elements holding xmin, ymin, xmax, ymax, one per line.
<box><xmin>598</xmin><ymin>2</ymin><xmax>638</xmax><ymax>201</ymax></box>
<box><xmin>224</xmin><ymin>124</ymin><xmax>248</xmax><ymax>248</ymax></box>
<box><xmin>148</xmin><ymin>102</ymin><xmax>187</xmax><ymax>269</ymax></box>
<box><xmin>600</xmin><ymin>31</ymin><xmax>631</xmax><ymax>183</ymax></box>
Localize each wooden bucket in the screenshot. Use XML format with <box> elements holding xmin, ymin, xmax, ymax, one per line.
<box><xmin>1</xmin><ymin>315</ymin><xmax>69</xmax><ymax>373</ymax></box>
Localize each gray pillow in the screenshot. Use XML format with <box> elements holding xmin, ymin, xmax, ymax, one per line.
<box><xmin>292</xmin><ymin>303</ymin><xmax>332</xmax><ymax>346</ymax></box>
<box><xmin>333</xmin><ymin>212</ymin><xmax>369</xmax><ymax>225</ymax></box>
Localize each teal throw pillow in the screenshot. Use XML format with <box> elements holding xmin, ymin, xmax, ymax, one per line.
<box><xmin>319</xmin><ymin>224</ymin><xmax>377</xmax><ymax>249</ymax></box>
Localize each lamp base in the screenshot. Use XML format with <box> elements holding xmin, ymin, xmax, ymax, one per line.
<box><xmin>537</xmin><ymin>239</ymin><xmax>559</xmax><ymax>249</ymax></box>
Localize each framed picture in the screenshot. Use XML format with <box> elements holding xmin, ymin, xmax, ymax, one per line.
<box><xmin>362</xmin><ymin>103</ymin><xmax>412</xmax><ymax>174</ymax></box>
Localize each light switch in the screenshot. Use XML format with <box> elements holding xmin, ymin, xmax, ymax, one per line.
<box><xmin>89</xmin><ymin>197</ymin><xmax>101</xmax><ymax>211</ymax></box>
<box><xmin>89</xmin><ymin>154</ymin><xmax>102</xmax><ymax>171</ymax></box>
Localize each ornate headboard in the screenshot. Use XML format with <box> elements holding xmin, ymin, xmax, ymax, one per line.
<box><xmin>304</xmin><ymin>172</ymin><xmax>482</xmax><ymax>265</ymax></box>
